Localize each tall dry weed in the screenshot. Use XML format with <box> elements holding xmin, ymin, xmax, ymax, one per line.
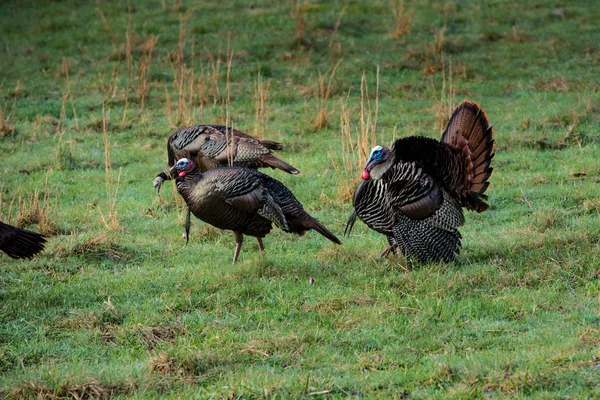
<box><xmin>100</xmin><ymin>104</ymin><xmax>122</xmax><ymax>231</ymax></box>
<box><xmin>292</xmin><ymin>0</ymin><xmax>308</xmax><ymax>48</ymax></box>
<box><xmin>333</xmin><ymin>69</ymin><xmax>379</xmax><ymax>201</ymax></box>
<box><xmin>390</xmin><ymin>0</ymin><xmax>413</xmax><ymax>38</ymax></box>
<box><xmin>432</xmin><ymin>55</ymin><xmax>455</xmax><ymax>132</ymax></box>
<box><xmin>253</xmin><ymin>71</ymin><xmax>270</xmax><ymax>138</ymax></box>
<box><xmin>137</xmin><ymin>35</ymin><xmax>158</xmax><ymax>113</ymax></box>
<box><xmin>314</xmin><ymin>59</ymin><xmax>342</xmax><ymax>129</ymax></box>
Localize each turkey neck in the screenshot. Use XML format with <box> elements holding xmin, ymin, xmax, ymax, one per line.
<box><xmin>175</xmin><ymin>170</ymin><xmax>203</xmax><ymax>204</ymax></box>
<box><xmin>369</xmin><ymin>156</ymin><xmax>394</xmax><ymax>180</ymax></box>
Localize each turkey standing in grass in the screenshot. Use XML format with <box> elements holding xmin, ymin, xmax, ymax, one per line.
<box><xmin>170</xmin><ymin>158</ymin><xmax>341</xmax><ymax>263</ymax></box>
<box><xmin>0</xmin><ymin>221</ymin><xmax>46</xmax><ymax>260</ymax></box>
<box><xmin>153</xmin><ymin>125</ymin><xmax>300</xmax><ymax>242</ymax></box>
<box><xmin>345</xmin><ymin>100</ymin><xmax>494</xmax><ymax>263</ymax></box>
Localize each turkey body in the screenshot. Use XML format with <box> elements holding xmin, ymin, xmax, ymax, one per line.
<box><xmin>346</xmin><ymin>100</ymin><xmax>494</xmax><ymax>263</ymax></box>
<box><xmin>153</xmin><ymin>125</ymin><xmax>300</xmax><ymax>243</ymax></box>
<box><xmin>154</xmin><ymin>125</ymin><xmax>299</xmax><ymax>192</ymax></box>
<box><xmin>0</xmin><ymin>221</ymin><xmax>46</xmax><ymax>260</ymax></box>
<box><xmin>173</xmin><ymin>159</ymin><xmax>340</xmax><ymax>263</ymax></box>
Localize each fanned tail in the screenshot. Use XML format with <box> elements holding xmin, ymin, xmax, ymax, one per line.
<box><xmin>441</xmin><ymin>99</ymin><xmax>494</xmax><ymax>212</ymax></box>
<box><xmin>0</xmin><ymin>222</ymin><xmax>46</xmax><ymax>260</ymax></box>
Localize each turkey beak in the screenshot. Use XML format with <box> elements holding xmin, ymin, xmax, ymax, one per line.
<box><xmin>362</xmin><ymin>157</ymin><xmax>377</xmax><ymax>176</ymax></box>
<box><xmin>168</xmin><ymin>165</ymin><xmax>178</xmax><ymax>178</ymax></box>
<box><xmin>364</xmin><ymin>156</ymin><xmax>375</xmax><ymax>169</ymax></box>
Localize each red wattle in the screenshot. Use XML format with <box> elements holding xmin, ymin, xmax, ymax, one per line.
<box><xmin>178</xmin><ymin>171</ymin><xmax>187</xmax><ymax>177</ymax></box>
<box><xmin>361</xmin><ymin>169</ymin><xmax>370</xmax><ymax>180</ymax></box>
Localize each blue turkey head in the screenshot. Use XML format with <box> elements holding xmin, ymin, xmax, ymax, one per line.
<box><xmin>171</xmin><ymin>157</ymin><xmax>195</xmax><ymax>178</ymax></box>
<box><xmin>362</xmin><ymin>145</ymin><xmax>391</xmax><ymax>180</ymax></box>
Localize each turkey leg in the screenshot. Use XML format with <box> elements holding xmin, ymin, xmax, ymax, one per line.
<box><xmin>256</xmin><ymin>237</ymin><xmax>265</xmax><ymax>255</ymax></box>
<box><xmin>233</xmin><ymin>231</ymin><xmax>244</xmax><ymax>264</ymax></box>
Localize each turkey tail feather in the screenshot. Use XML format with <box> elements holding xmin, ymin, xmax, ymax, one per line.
<box><xmin>344</xmin><ymin>210</ymin><xmax>358</xmax><ymax>237</ymax></box>
<box><xmin>260</xmin><ymin>140</ymin><xmax>285</xmax><ymax>151</ymax></box>
<box><xmin>0</xmin><ymin>222</ymin><xmax>46</xmax><ymax>260</ymax></box>
<box><xmin>441</xmin><ymin>99</ymin><xmax>494</xmax><ymax>212</ymax></box>
<box><xmin>306</xmin><ymin>219</ymin><xmax>342</xmax><ymax>245</ymax></box>
<box><xmin>261</xmin><ymin>154</ymin><xmax>301</xmax><ymax>175</ymax></box>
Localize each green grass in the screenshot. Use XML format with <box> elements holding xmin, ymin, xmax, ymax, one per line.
<box><xmin>2</xmin><ymin>0</ymin><xmax>600</xmax><ymax>398</ymax></box>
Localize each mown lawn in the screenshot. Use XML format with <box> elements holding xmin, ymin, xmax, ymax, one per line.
<box><xmin>1</xmin><ymin>0</ymin><xmax>600</xmax><ymax>398</ymax></box>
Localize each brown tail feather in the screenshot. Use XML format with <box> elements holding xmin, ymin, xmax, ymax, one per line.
<box><xmin>441</xmin><ymin>100</ymin><xmax>494</xmax><ymax>212</ymax></box>
<box><xmin>260</xmin><ymin>140</ymin><xmax>284</xmax><ymax>151</ymax></box>
<box><xmin>305</xmin><ymin>218</ymin><xmax>342</xmax><ymax>245</ymax></box>
<box><xmin>261</xmin><ymin>154</ymin><xmax>301</xmax><ymax>175</ymax></box>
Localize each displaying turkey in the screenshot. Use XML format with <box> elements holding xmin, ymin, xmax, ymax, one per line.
<box><xmin>345</xmin><ymin>100</ymin><xmax>494</xmax><ymax>263</ymax></box>
<box><xmin>0</xmin><ymin>221</ymin><xmax>46</xmax><ymax>260</ymax></box>
<box><xmin>153</xmin><ymin>125</ymin><xmax>300</xmax><ymax>193</ymax></box>
<box><xmin>170</xmin><ymin>158</ymin><xmax>341</xmax><ymax>263</ymax></box>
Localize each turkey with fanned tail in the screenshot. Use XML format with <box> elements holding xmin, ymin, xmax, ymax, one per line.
<box><xmin>345</xmin><ymin>100</ymin><xmax>494</xmax><ymax>263</ymax></box>
<box><xmin>170</xmin><ymin>158</ymin><xmax>341</xmax><ymax>263</ymax></box>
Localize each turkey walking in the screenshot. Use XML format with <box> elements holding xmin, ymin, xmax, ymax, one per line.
<box><xmin>153</xmin><ymin>125</ymin><xmax>300</xmax><ymax>192</ymax></box>
<box><xmin>153</xmin><ymin>125</ymin><xmax>301</xmax><ymax>243</ymax></box>
<box><xmin>345</xmin><ymin>100</ymin><xmax>494</xmax><ymax>263</ymax></box>
<box><xmin>0</xmin><ymin>221</ymin><xmax>46</xmax><ymax>260</ymax></box>
<box><xmin>170</xmin><ymin>158</ymin><xmax>341</xmax><ymax>263</ymax></box>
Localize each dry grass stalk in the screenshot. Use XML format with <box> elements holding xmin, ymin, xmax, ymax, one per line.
<box><xmin>253</xmin><ymin>70</ymin><xmax>270</xmax><ymax>138</ymax></box>
<box><xmin>333</xmin><ymin>68</ymin><xmax>379</xmax><ymax>201</ymax></box>
<box><xmin>96</xmin><ymin>7</ymin><xmax>117</xmax><ymax>55</ymax></box>
<box><xmin>137</xmin><ymin>35</ymin><xmax>158</xmax><ymax>113</ymax></box>
<box><xmin>314</xmin><ymin>59</ymin><xmax>342</xmax><ymax>129</ymax></box>
<box><xmin>175</xmin><ymin>10</ymin><xmax>193</xmax><ymax>124</ymax></box>
<box><xmin>0</xmin><ymin>105</ymin><xmax>15</xmax><ymax>138</ymax></box>
<box><xmin>422</xmin><ymin>23</ymin><xmax>447</xmax><ymax>74</ymax></box>
<box><xmin>433</xmin><ymin>55</ymin><xmax>455</xmax><ymax>132</ymax></box>
<box><xmin>121</xmin><ymin>7</ymin><xmax>134</xmax><ymax>126</ymax></box>
<box><xmin>9</xmin><ymin>170</ymin><xmax>57</xmax><ymax>235</ymax></box>
<box><xmin>390</xmin><ymin>0</ymin><xmax>413</xmax><ymax>38</ymax></box>
<box><xmin>292</xmin><ymin>0</ymin><xmax>308</xmax><ymax>48</ymax></box>
<box><xmin>100</xmin><ymin>103</ymin><xmax>122</xmax><ymax>231</ymax></box>
<box><xmin>165</xmin><ymin>10</ymin><xmax>205</xmax><ymax>127</ymax></box>
<box><xmin>98</xmin><ymin>66</ymin><xmax>121</xmax><ymax>102</ymax></box>
<box><xmin>0</xmin><ymin>82</ymin><xmax>17</xmax><ymax>138</ymax></box>
<box><xmin>225</xmin><ymin>36</ymin><xmax>234</xmax><ymax>166</ymax></box>
<box><xmin>54</xmin><ymin>88</ymin><xmax>75</xmax><ymax>170</ymax></box>
<box><xmin>209</xmin><ymin>53</ymin><xmax>222</xmax><ymax>107</ymax></box>
<box><xmin>328</xmin><ymin>7</ymin><xmax>345</xmax><ymax>61</ymax></box>
<box><xmin>9</xmin><ymin>379</ymin><xmax>133</xmax><ymax>400</ymax></box>
<box><xmin>61</xmin><ymin>58</ymin><xmax>79</xmax><ymax>130</ymax></box>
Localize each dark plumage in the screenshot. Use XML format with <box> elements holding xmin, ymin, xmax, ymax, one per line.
<box><xmin>0</xmin><ymin>221</ymin><xmax>46</xmax><ymax>260</ymax></box>
<box><xmin>346</xmin><ymin>100</ymin><xmax>494</xmax><ymax>263</ymax></box>
<box><xmin>153</xmin><ymin>125</ymin><xmax>300</xmax><ymax>192</ymax></box>
<box><xmin>171</xmin><ymin>158</ymin><xmax>341</xmax><ymax>263</ymax></box>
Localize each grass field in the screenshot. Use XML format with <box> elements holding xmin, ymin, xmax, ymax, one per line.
<box><xmin>2</xmin><ymin>0</ymin><xmax>600</xmax><ymax>398</ymax></box>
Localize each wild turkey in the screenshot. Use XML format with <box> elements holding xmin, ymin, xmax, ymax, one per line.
<box><xmin>170</xmin><ymin>157</ymin><xmax>341</xmax><ymax>263</ymax></box>
<box><xmin>0</xmin><ymin>221</ymin><xmax>46</xmax><ymax>260</ymax></box>
<box><xmin>345</xmin><ymin>100</ymin><xmax>494</xmax><ymax>263</ymax></box>
<box><xmin>153</xmin><ymin>125</ymin><xmax>300</xmax><ymax>192</ymax></box>
<box><xmin>152</xmin><ymin>125</ymin><xmax>300</xmax><ymax>242</ymax></box>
